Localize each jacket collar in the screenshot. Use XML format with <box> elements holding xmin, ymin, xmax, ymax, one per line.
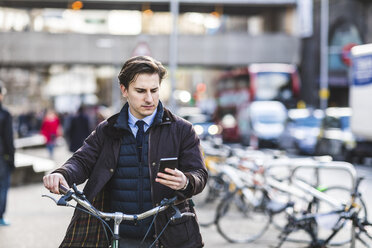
<box><xmin>113</xmin><ymin>103</ymin><xmax>131</xmax><ymax>132</ymax></box>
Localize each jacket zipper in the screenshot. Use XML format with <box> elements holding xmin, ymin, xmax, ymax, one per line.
<box><xmin>148</xmin><ymin>120</ymin><xmax>171</xmax><ymax>207</ymax></box>
<box><xmin>149</xmin><ymin>119</ymin><xmax>171</xmax><ymax>242</ymax></box>
<box><xmin>138</xmin><ymin>132</ymin><xmax>144</xmax><ymax>212</ymax></box>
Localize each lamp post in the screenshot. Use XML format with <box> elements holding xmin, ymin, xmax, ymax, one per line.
<box><xmin>169</xmin><ymin>0</ymin><xmax>179</xmax><ymax>112</ymax></box>
<box><xmin>319</xmin><ymin>0</ymin><xmax>329</xmax><ymax>110</ymax></box>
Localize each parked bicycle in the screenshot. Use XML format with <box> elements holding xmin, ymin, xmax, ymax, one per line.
<box><xmin>197</xmin><ymin>149</ymin><xmax>369</xmax><ymax>246</ymax></box>
<box><xmin>214</xmin><ymin>165</ymin><xmax>294</xmax><ymax>243</ymax></box>
<box><xmin>194</xmin><ymin>139</ymin><xmax>281</xmax><ymax>227</ymax></box>
<box><xmin>277</xmin><ymin>177</ymin><xmax>372</xmax><ymax>248</ymax></box>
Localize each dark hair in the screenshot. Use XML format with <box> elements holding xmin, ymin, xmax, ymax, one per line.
<box><xmin>118</xmin><ymin>56</ymin><xmax>167</xmax><ymax>89</ymax></box>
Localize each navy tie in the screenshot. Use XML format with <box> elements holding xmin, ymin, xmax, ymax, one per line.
<box><xmin>136</xmin><ymin>120</ymin><xmax>145</xmax><ymax>161</ymax></box>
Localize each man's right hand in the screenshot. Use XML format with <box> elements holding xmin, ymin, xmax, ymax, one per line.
<box><xmin>43</xmin><ymin>173</ymin><xmax>69</xmax><ymax>194</ymax></box>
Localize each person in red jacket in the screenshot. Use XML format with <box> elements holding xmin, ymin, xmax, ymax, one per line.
<box><xmin>40</xmin><ymin>109</ymin><xmax>61</xmax><ymax>159</ymax></box>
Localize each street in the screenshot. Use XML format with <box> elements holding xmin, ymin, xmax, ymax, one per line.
<box><xmin>0</xmin><ymin>144</ymin><xmax>371</xmax><ymax>248</ymax></box>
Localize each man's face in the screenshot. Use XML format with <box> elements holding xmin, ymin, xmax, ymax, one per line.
<box><xmin>120</xmin><ymin>73</ymin><xmax>160</xmax><ymax>119</ymax></box>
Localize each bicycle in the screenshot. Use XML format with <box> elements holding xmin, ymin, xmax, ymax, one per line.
<box><xmin>195</xmin><ymin>150</ymin><xmax>302</xmax><ymax>243</ymax></box>
<box><xmin>276</xmin><ymin>177</ymin><xmax>372</xmax><ymax>248</ymax></box>
<box><xmin>213</xmin><ymin>162</ymin><xmax>298</xmax><ymax>243</ymax></box>
<box><xmin>209</xmin><ymin>158</ymin><xmax>366</xmax><ymax>245</ymax></box>
<box><xmin>193</xmin><ymin>139</ymin><xmax>235</xmax><ymax>227</ymax></box>
<box><xmin>195</xmin><ymin>139</ymin><xmax>282</xmax><ymax>228</ymax></box>
<box><xmin>42</xmin><ymin>184</ymin><xmax>195</xmax><ymax>248</ymax></box>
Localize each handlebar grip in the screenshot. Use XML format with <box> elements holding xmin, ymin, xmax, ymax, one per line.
<box><xmin>171</xmin><ymin>212</ymin><xmax>195</xmax><ymax>222</ymax></box>
<box><xmin>181</xmin><ymin>212</ymin><xmax>195</xmax><ymax>218</ymax></box>
<box><xmin>59</xmin><ymin>184</ymin><xmax>70</xmax><ymax>195</ymax></box>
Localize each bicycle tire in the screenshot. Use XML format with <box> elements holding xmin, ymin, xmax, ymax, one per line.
<box><xmin>215</xmin><ymin>188</ymin><xmax>271</xmax><ymax>243</ymax></box>
<box><xmin>194</xmin><ymin>174</ymin><xmax>229</xmax><ymax>227</ymax></box>
<box><xmin>317</xmin><ymin>185</ymin><xmax>368</xmax><ymax>247</ymax></box>
<box><xmin>268</xmin><ymin>188</ymin><xmax>295</xmax><ymax>232</ymax></box>
<box><xmin>270</xmin><ymin>185</ymin><xmax>369</xmax><ymax>247</ymax></box>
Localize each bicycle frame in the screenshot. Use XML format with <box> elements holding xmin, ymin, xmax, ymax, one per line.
<box><xmin>276</xmin><ymin>177</ymin><xmax>372</xmax><ymax>248</ymax></box>
<box><xmin>197</xmin><ymin>143</ymin><xmax>369</xmax><ymax>246</ymax></box>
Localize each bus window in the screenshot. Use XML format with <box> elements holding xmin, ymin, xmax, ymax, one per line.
<box><xmin>255</xmin><ymin>72</ymin><xmax>292</xmax><ymax>101</ymax></box>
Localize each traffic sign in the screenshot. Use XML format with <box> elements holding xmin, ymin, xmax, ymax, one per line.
<box><xmin>132</xmin><ymin>41</ymin><xmax>151</xmax><ymax>57</ymax></box>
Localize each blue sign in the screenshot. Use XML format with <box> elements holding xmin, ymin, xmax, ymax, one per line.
<box><xmin>352</xmin><ymin>54</ymin><xmax>372</xmax><ymax>86</ymax></box>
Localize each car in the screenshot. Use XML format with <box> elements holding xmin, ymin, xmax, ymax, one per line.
<box><xmin>280</xmin><ymin>108</ymin><xmax>324</xmax><ymax>155</ymax></box>
<box><xmin>177</xmin><ymin>107</ymin><xmax>221</xmax><ymax>140</ymax></box>
<box><xmin>315</xmin><ymin>107</ymin><xmax>355</xmax><ymax>161</ymax></box>
<box><xmin>248</xmin><ymin>101</ymin><xmax>287</xmax><ymax>148</ymax></box>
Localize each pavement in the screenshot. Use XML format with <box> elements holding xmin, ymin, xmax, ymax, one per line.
<box><xmin>0</xmin><ymin>143</ymin><xmax>371</xmax><ymax>247</ymax></box>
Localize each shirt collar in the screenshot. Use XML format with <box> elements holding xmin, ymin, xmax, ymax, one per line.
<box><xmin>128</xmin><ymin>107</ymin><xmax>157</xmax><ymax>128</ymax></box>
<box><xmin>114</xmin><ymin>101</ymin><xmax>164</xmax><ymax>132</ymax></box>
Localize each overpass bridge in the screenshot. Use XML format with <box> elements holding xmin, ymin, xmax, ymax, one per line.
<box><xmin>0</xmin><ymin>32</ymin><xmax>300</xmax><ymax>66</ymax></box>
<box><xmin>0</xmin><ymin>0</ymin><xmax>301</xmax><ymax>67</ymax></box>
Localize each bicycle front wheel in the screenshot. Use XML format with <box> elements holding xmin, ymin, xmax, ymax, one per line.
<box><xmin>194</xmin><ymin>174</ymin><xmax>228</xmax><ymax>227</ymax></box>
<box><xmin>317</xmin><ymin>185</ymin><xmax>368</xmax><ymax>246</ymax></box>
<box><xmin>216</xmin><ymin>189</ymin><xmax>271</xmax><ymax>243</ymax></box>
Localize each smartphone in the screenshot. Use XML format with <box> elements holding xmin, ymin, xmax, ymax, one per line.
<box><xmin>159</xmin><ymin>157</ymin><xmax>178</xmax><ymax>174</ymax></box>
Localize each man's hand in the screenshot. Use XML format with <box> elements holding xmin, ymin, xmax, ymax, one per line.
<box><xmin>156</xmin><ymin>168</ymin><xmax>188</xmax><ymax>190</ymax></box>
<box><xmin>43</xmin><ymin>173</ymin><xmax>69</xmax><ymax>194</ymax></box>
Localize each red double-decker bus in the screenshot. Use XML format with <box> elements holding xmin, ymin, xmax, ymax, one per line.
<box><xmin>213</xmin><ymin>63</ymin><xmax>300</xmax><ymax>144</ymax></box>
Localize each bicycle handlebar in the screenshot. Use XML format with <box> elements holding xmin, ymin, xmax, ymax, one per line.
<box><xmin>42</xmin><ymin>184</ymin><xmax>196</xmax><ymax>247</ymax></box>
<box><xmin>53</xmin><ymin>184</ymin><xmax>186</xmax><ymax>222</ymax></box>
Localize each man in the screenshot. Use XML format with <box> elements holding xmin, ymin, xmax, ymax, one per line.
<box><xmin>65</xmin><ymin>105</ymin><xmax>91</xmax><ymax>153</ymax></box>
<box><xmin>0</xmin><ymin>82</ymin><xmax>15</xmax><ymax>226</ymax></box>
<box><xmin>43</xmin><ymin>56</ymin><xmax>208</xmax><ymax>248</ymax></box>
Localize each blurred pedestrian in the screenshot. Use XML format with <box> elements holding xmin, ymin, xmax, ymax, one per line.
<box><xmin>43</xmin><ymin>56</ymin><xmax>207</xmax><ymax>247</ymax></box>
<box><xmin>0</xmin><ymin>82</ymin><xmax>15</xmax><ymax>226</ymax></box>
<box><xmin>40</xmin><ymin>109</ymin><xmax>61</xmax><ymax>159</ymax></box>
<box><xmin>66</xmin><ymin>105</ymin><xmax>90</xmax><ymax>152</ymax></box>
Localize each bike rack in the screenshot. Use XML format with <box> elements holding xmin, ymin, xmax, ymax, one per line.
<box><xmin>266</xmin><ymin>157</ymin><xmax>357</xmax><ymax>191</ymax></box>
<box><xmin>266</xmin><ymin>158</ymin><xmax>359</xmax><ymax>248</ymax></box>
<box><xmin>290</xmin><ymin>160</ymin><xmax>357</xmax><ymax>191</ymax></box>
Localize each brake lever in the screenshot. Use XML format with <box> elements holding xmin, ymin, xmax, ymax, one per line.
<box><xmin>41</xmin><ymin>192</ymin><xmax>74</xmax><ymax>207</ymax></box>
<box><xmin>170</xmin><ymin>205</ymin><xmax>195</xmax><ymax>222</ymax></box>
<box><xmin>170</xmin><ymin>205</ymin><xmax>182</xmax><ymax>221</ymax></box>
<box><xmin>57</xmin><ymin>190</ymin><xmax>74</xmax><ymax>206</ymax></box>
<box><xmin>160</xmin><ymin>196</ymin><xmax>178</xmax><ymax>206</ymax></box>
<box><xmin>41</xmin><ymin>194</ymin><xmax>59</xmax><ymax>204</ymax></box>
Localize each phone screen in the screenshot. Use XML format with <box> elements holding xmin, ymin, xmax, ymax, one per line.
<box><xmin>159</xmin><ymin>157</ymin><xmax>178</xmax><ymax>174</ymax></box>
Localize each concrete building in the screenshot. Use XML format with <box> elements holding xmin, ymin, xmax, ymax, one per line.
<box><xmin>0</xmin><ymin>1</ymin><xmax>301</xmax><ymax>67</ymax></box>
<box><xmin>2</xmin><ymin>0</ymin><xmax>370</xmax><ymax>114</ymax></box>
<box><xmin>0</xmin><ymin>0</ymin><xmax>303</xmax><ymax>115</ymax></box>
